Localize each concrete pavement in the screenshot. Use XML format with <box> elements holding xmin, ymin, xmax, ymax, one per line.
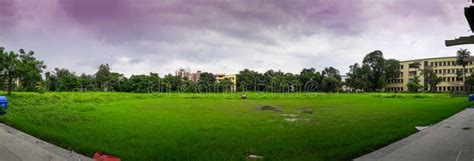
<box><xmin>355</xmin><ymin>108</ymin><xmax>474</xmax><ymax>161</ymax></box>
<box><xmin>0</xmin><ymin>123</ymin><xmax>92</xmax><ymax>161</ymax></box>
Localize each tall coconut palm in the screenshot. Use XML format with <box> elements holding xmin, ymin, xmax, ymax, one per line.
<box><xmin>456</xmin><ymin>48</ymin><xmax>471</xmax><ymax>92</ymax></box>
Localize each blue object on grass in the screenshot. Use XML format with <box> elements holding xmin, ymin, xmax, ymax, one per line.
<box><xmin>0</xmin><ymin>96</ymin><xmax>7</xmax><ymax>114</ymax></box>
<box><xmin>469</xmin><ymin>94</ymin><xmax>474</xmax><ymax>102</ymax></box>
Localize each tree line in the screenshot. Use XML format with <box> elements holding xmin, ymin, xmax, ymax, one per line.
<box><xmin>2</xmin><ymin>46</ymin><xmax>474</xmax><ymax>94</ymax></box>
<box><xmin>0</xmin><ymin>47</ymin><xmax>346</xmax><ymax>94</ymax></box>
<box><xmin>38</xmin><ymin>65</ymin><xmax>345</xmax><ymax>93</ymax></box>
<box><xmin>42</xmin><ymin>65</ymin><xmax>236</xmax><ymax>93</ymax></box>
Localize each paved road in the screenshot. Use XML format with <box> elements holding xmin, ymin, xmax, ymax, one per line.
<box><xmin>0</xmin><ymin>123</ymin><xmax>92</xmax><ymax>161</ymax></box>
<box><xmin>355</xmin><ymin>108</ymin><xmax>474</xmax><ymax>161</ymax></box>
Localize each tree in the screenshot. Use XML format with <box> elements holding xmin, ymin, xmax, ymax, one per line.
<box><xmin>79</xmin><ymin>74</ymin><xmax>95</xmax><ymax>91</ymax></box>
<box><xmin>0</xmin><ymin>48</ymin><xmax>21</xmax><ymax>95</ymax></box>
<box><xmin>320</xmin><ymin>67</ymin><xmax>342</xmax><ymax>92</ymax></box>
<box><xmin>95</xmin><ymin>64</ymin><xmax>112</xmax><ymax>91</ymax></box>
<box><xmin>466</xmin><ymin>73</ymin><xmax>474</xmax><ymax>92</ymax></box>
<box><xmin>236</xmin><ymin>69</ymin><xmax>264</xmax><ymax>92</ymax></box>
<box><xmin>265</xmin><ymin>70</ymin><xmax>283</xmax><ymax>92</ymax></box>
<box><xmin>322</xmin><ymin>67</ymin><xmax>342</xmax><ymax>81</ymax></box>
<box><xmin>128</xmin><ymin>74</ymin><xmax>152</xmax><ymax>93</ymax></box>
<box><xmin>321</xmin><ymin>76</ymin><xmax>341</xmax><ymax>92</ymax></box>
<box><xmin>122</xmin><ymin>73</ymin><xmax>162</xmax><ymax>93</ymax></box>
<box><xmin>346</xmin><ymin>63</ymin><xmax>371</xmax><ymax>91</ymax></box>
<box><xmin>45</xmin><ymin>71</ymin><xmax>58</xmax><ymax>91</ymax></box>
<box><xmin>17</xmin><ymin>49</ymin><xmax>46</xmax><ymax>91</ymax></box>
<box><xmin>299</xmin><ymin>68</ymin><xmax>322</xmax><ymax>92</ymax></box>
<box><xmin>422</xmin><ymin>67</ymin><xmax>442</xmax><ymax>92</ymax></box>
<box><xmin>407</xmin><ymin>75</ymin><xmax>422</xmax><ymax>93</ymax></box>
<box><xmin>198</xmin><ymin>72</ymin><xmax>216</xmax><ymax>92</ymax></box>
<box><xmin>53</xmin><ymin>68</ymin><xmax>79</xmax><ymax>91</ymax></box>
<box><xmin>199</xmin><ymin>72</ymin><xmax>216</xmax><ymax>84</ymax></box>
<box><xmin>347</xmin><ymin>51</ymin><xmax>401</xmax><ymax>92</ymax></box>
<box><xmin>385</xmin><ymin>59</ymin><xmax>401</xmax><ymax>81</ymax></box>
<box><xmin>179</xmin><ymin>80</ymin><xmax>197</xmax><ymax>93</ymax></box>
<box><xmin>456</xmin><ymin>48</ymin><xmax>471</xmax><ymax>92</ymax></box>
<box><xmin>161</xmin><ymin>74</ymin><xmax>182</xmax><ymax>92</ymax></box>
<box><xmin>272</xmin><ymin>72</ymin><xmax>301</xmax><ymax>92</ymax></box>
<box><xmin>363</xmin><ymin>50</ymin><xmax>386</xmax><ymax>91</ymax></box>
<box><xmin>109</xmin><ymin>72</ymin><xmax>128</xmax><ymax>92</ymax></box>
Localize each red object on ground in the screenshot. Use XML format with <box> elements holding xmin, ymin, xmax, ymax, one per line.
<box><xmin>93</xmin><ymin>152</ymin><xmax>121</xmax><ymax>161</ymax></box>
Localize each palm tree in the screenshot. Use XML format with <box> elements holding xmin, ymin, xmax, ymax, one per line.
<box><xmin>456</xmin><ymin>48</ymin><xmax>471</xmax><ymax>92</ymax></box>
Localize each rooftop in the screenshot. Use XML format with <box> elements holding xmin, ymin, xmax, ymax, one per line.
<box><xmin>399</xmin><ymin>56</ymin><xmax>457</xmax><ymax>63</ymax></box>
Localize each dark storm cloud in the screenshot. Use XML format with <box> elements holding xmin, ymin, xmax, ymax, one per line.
<box><xmin>54</xmin><ymin>0</ymin><xmax>371</xmax><ymax>44</ymax></box>
<box><xmin>0</xmin><ymin>0</ymin><xmax>16</xmax><ymax>29</ymax></box>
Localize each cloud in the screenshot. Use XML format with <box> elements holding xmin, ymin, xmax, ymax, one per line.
<box><xmin>0</xmin><ymin>0</ymin><xmax>472</xmax><ymax>77</ymax></box>
<box><xmin>0</xmin><ymin>0</ymin><xmax>17</xmax><ymax>32</ymax></box>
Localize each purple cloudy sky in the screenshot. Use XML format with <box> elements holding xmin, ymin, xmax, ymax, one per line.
<box><xmin>0</xmin><ymin>0</ymin><xmax>472</xmax><ymax>76</ymax></box>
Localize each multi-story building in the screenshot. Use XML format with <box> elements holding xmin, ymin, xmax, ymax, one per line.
<box><xmin>215</xmin><ymin>74</ymin><xmax>237</xmax><ymax>91</ymax></box>
<box><xmin>386</xmin><ymin>56</ymin><xmax>473</xmax><ymax>92</ymax></box>
<box><xmin>175</xmin><ymin>69</ymin><xmax>190</xmax><ymax>80</ymax></box>
<box><xmin>190</xmin><ymin>70</ymin><xmax>201</xmax><ymax>82</ymax></box>
<box><xmin>175</xmin><ymin>69</ymin><xmax>201</xmax><ymax>83</ymax></box>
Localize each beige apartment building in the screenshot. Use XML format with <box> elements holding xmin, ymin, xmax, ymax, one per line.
<box><xmin>387</xmin><ymin>56</ymin><xmax>474</xmax><ymax>92</ymax></box>
<box><xmin>215</xmin><ymin>74</ymin><xmax>237</xmax><ymax>91</ymax></box>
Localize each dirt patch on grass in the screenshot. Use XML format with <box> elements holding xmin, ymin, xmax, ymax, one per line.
<box><xmin>298</xmin><ymin>108</ymin><xmax>313</xmax><ymax>114</ymax></box>
<box><xmin>257</xmin><ymin>105</ymin><xmax>280</xmax><ymax>112</ymax></box>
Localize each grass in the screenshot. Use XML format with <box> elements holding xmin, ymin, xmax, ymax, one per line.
<box><xmin>0</xmin><ymin>92</ymin><xmax>471</xmax><ymax>161</ymax></box>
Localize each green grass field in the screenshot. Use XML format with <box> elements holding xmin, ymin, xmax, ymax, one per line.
<box><xmin>0</xmin><ymin>92</ymin><xmax>471</xmax><ymax>161</ymax></box>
